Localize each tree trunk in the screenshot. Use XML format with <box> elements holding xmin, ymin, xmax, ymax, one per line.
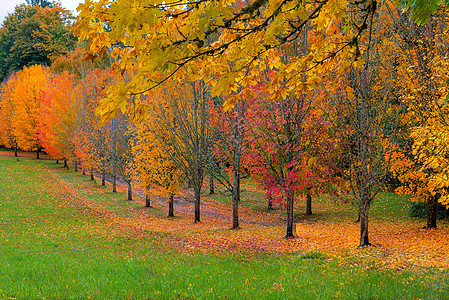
<box><xmin>127</xmin><ymin>182</ymin><xmax>132</xmax><ymax>200</ymax></box>
<box><xmin>305</xmin><ymin>190</ymin><xmax>312</xmax><ymax>215</ymax></box>
<box><xmin>90</xmin><ymin>170</ymin><xmax>95</xmax><ymax>181</ymax></box>
<box><xmin>145</xmin><ymin>194</ymin><xmax>152</xmax><ymax>207</ymax></box>
<box><xmin>268</xmin><ymin>196</ymin><xmax>273</xmax><ymax>210</ymax></box>
<box><xmin>82</xmin><ymin>168</ymin><xmax>86</xmax><ymax>175</ymax></box>
<box><xmin>232</xmin><ymin>168</ymin><xmax>240</xmax><ymax>229</ymax></box>
<box><xmin>427</xmin><ymin>195</ymin><xmax>438</xmax><ymax>229</ymax></box>
<box><xmin>112</xmin><ymin>175</ymin><xmax>117</xmax><ymax>192</ymax></box>
<box><xmin>36</xmin><ymin>149</ymin><xmax>39</xmax><ymax>159</ymax></box>
<box><xmin>14</xmin><ymin>148</ymin><xmax>17</xmax><ymax>157</ymax></box>
<box><xmin>209</xmin><ymin>173</ymin><xmax>215</xmax><ymax>195</ymax></box>
<box><xmin>64</xmin><ymin>160</ymin><xmax>68</xmax><ymax>169</ymax></box>
<box><xmin>359</xmin><ymin>198</ymin><xmax>371</xmax><ymax>246</ymax></box>
<box><xmin>56</xmin><ymin>159</ymin><xmax>59</xmax><ymax>164</ymax></box>
<box><xmin>168</xmin><ymin>192</ymin><xmax>174</xmax><ymax>217</ymax></box>
<box><xmin>194</xmin><ymin>183</ymin><xmax>201</xmax><ymax>223</ymax></box>
<box><xmin>74</xmin><ymin>161</ymin><xmax>78</xmax><ymax>172</ymax></box>
<box><xmin>102</xmin><ymin>171</ymin><xmax>106</xmax><ymax>186</ymax></box>
<box><xmin>355</xmin><ymin>210</ymin><xmax>361</xmax><ymax>223</ymax></box>
<box><xmin>285</xmin><ymin>190</ymin><xmax>295</xmax><ymax>238</ymax></box>
<box><xmin>193</xmin><ymin>164</ymin><xmax>202</xmax><ymax>223</ymax></box>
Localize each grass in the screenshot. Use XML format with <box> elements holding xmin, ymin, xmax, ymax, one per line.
<box><xmin>0</xmin><ymin>154</ymin><xmax>449</xmax><ymax>299</ymax></box>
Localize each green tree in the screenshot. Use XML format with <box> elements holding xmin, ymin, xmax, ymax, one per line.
<box><xmin>0</xmin><ymin>2</ymin><xmax>75</xmax><ymax>81</ymax></box>
<box><xmin>26</xmin><ymin>0</ymin><xmax>54</xmax><ymax>8</ymax></box>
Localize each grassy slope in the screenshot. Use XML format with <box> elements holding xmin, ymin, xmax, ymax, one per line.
<box><xmin>0</xmin><ymin>155</ymin><xmax>448</xmax><ymax>299</ymax></box>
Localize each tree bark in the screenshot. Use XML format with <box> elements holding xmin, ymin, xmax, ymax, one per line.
<box><xmin>64</xmin><ymin>160</ymin><xmax>68</xmax><ymax>168</ymax></box>
<box><xmin>285</xmin><ymin>190</ymin><xmax>295</xmax><ymax>238</ymax></box>
<box><xmin>268</xmin><ymin>196</ymin><xmax>273</xmax><ymax>210</ymax></box>
<box><xmin>193</xmin><ymin>167</ymin><xmax>202</xmax><ymax>223</ymax></box>
<box><xmin>194</xmin><ymin>182</ymin><xmax>201</xmax><ymax>223</ymax></box>
<box><xmin>305</xmin><ymin>190</ymin><xmax>312</xmax><ymax>215</ymax></box>
<box><xmin>359</xmin><ymin>199</ymin><xmax>371</xmax><ymax>246</ymax></box>
<box><xmin>14</xmin><ymin>148</ymin><xmax>17</xmax><ymax>157</ymax></box>
<box><xmin>209</xmin><ymin>173</ymin><xmax>215</xmax><ymax>195</ymax></box>
<box><xmin>112</xmin><ymin>174</ymin><xmax>117</xmax><ymax>192</ymax></box>
<box><xmin>74</xmin><ymin>161</ymin><xmax>78</xmax><ymax>172</ymax></box>
<box><xmin>232</xmin><ymin>168</ymin><xmax>240</xmax><ymax>229</ymax></box>
<box><xmin>127</xmin><ymin>182</ymin><xmax>132</xmax><ymax>200</ymax></box>
<box><xmin>56</xmin><ymin>159</ymin><xmax>59</xmax><ymax>164</ymax></box>
<box><xmin>145</xmin><ymin>194</ymin><xmax>152</xmax><ymax>207</ymax></box>
<box><xmin>168</xmin><ymin>192</ymin><xmax>174</xmax><ymax>217</ymax></box>
<box><xmin>101</xmin><ymin>171</ymin><xmax>106</xmax><ymax>186</ymax></box>
<box><xmin>90</xmin><ymin>170</ymin><xmax>95</xmax><ymax>181</ymax></box>
<box><xmin>36</xmin><ymin>149</ymin><xmax>39</xmax><ymax>159</ymax></box>
<box><xmin>427</xmin><ymin>195</ymin><xmax>438</xmax><ymax>229</ymax></box>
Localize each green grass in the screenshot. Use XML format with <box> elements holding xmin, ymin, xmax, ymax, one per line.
<box><xmin>0</xmin><ymin>155</ymin><xmax>449</xmax><ymax>299</ymax></box>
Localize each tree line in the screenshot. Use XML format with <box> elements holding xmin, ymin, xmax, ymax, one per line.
<box><xmin>0</xmin><ymin>0</ymin><xmax>448</xmax><ymax>246</ymax></box>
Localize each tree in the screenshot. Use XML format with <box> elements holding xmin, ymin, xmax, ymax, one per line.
<box><xmin>75</xmin><ymin>0</ymin><xmax>381</xmax><ymax>124</ymax></box>
<box><xmin>209</xmin><ymin>93</ymin><xmax>248</xmax><ymax>229</ymax></box>
<box><xmin>131</xmin><ymin>117</ymin><xmax>182</xmax><ymax>216</ymax></box>
<box><xmin>0</xmin><ymin>75</ymin><xmax>19</xmax><ymax>156</ymax></box>
<box><xmin>326</xmin><ymin>0</ymin><xmax>404</xmax><ymax>246</ymax></box>
<box><xmin>0</xmin><ymin>3</ymin><xmax>75</xmax><ymax>81</ymax></box>
<box><xmin>389</xmin><ymin>9</ymin><xmax>449</xmax><ymax>228</ymax></box>
<box><xmin>147</xmin><ymin>78</ymin><xmax>213</xmax><ymax>223</ymax></box>
<box><xmin>11</xmin><ymin>64</ymin><xmax>50</xmax><ymax>158</ymax></box>
<box><xmin>245</xmin><ymin>75</ymin><xmax>339</xmax><ymax>238</ymax></box>
<box><xmin>37</xmin><ymin>71</ymin><xmax>78</xmax><ymax>162</ymax></box>
<box><xmin>26</xmin><ymin>0</ymin><xmax>54</xmax><ymax>7</ymax></box>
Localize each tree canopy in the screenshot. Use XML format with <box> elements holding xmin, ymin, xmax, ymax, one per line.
<box><xmin>0</xmin><ymin>1</ymin><xmax>76</xmax><ymax>82</ymax></box>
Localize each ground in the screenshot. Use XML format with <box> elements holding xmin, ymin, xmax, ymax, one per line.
<box><xmin>0</xmin><ymin>150</ymin><xmax>448</xmax><ymax>299</ymax></box>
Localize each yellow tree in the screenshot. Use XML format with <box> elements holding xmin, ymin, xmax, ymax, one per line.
<box><xmin>74</xmin><ymin>0</ymin><xmax>378</xmax><ymax>124</ymax></box>
<box><xmin>11</xmin><ymin>64</ymin><xmax>50</xmax><ymax>158</ymax></box>
<box><xmin>131</xmin><ymin>116</ymin><xmax>181</xmax><ymax>216</ymax></box>
<box><xmin>0</xmin><ymin>74</ymin><xmax>19</xmax><ymax>156</ymax></box>
<box><xmin>389</xmin><ymin>9</ymin><xmax>449</xmax><ymax>228</ymax></box>
<box><xmin>147</xmin><ymin>78</ymin><xmax>213</xmax><ymax>223</ymax></box>
<box><xmin>321</xmin><ymin>0</ymin><xmax>404</xmax><ymax>246</ymax></box>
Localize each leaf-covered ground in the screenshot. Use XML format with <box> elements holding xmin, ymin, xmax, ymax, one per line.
<box><xmin>1</xmin><ymin>151</ymin><xmax>448</xmax><ymax>299</ymax></box>
<box><xmin>7</xmin><ymin>150</ymin><xmax>448</xmax><ymax>269</ymax></box>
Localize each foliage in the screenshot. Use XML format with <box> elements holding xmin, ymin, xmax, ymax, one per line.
<box><xmin>402</xmin><ymin>0</ymin><xmax>449</xmax><ymax>24</ymax></box>
<box><xmin>37</xmin><ymin>71</ymin><xmax>77</xmax><ymax>160</ymax></box>
<box><xmin>0</xmin><ymin>74</ymin><xmax>18</xmax><ymax>151</ymax></box>
<box><xmin>388</xmin><ymin>10</ymin><xmax>449</xmax><ymax>228</ymax></box>
<box><xmin>1</xmin><ymin>0</ymin><xmax>449</xmax><ymax>249</ymax></box>
<box><xmin>131</xmin><ymin>116</ymin><xmax>182</xmax><ymax>209</ymax></box>
<box><xmin>0</xmin><ymin>2</ymin><xmax>75</xmax><ymax>81</ymax></box>
<box><xmin>11</xmin><ymin>64</ymin><xmax>50</xmax><ymax>153</ymax></box>
<box><xmin>74</xmin><ymin>0</ymin><xmax>379</xmax><ymax>123</ymax></box>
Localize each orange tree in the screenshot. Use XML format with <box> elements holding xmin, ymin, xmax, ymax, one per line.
<box><xmin>11</xmin><ymin>64</ymin><xmax>50</xmax><ymax>158</ymax></box>
<box><xmin>37</xmin><ymin>71</ymin><xmax>78</xmax><ymax>162</ymax></box>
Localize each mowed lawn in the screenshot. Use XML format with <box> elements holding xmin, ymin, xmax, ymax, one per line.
<box><xmin>0</xmin><ymin>153</ymin><xmax>448</xmax><ymax>299</ymax></box>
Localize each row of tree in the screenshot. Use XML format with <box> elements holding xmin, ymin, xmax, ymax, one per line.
<box><xmin>0</xmin><ymin>0</ymin><xmax>448</xmax><ymax>246</ymax></box>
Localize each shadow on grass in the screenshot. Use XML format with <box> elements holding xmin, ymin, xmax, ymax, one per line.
<box><xmin>294</xmin><ymin>213</ymin><xmax>323</xmax><ymax>224</ymax></box>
